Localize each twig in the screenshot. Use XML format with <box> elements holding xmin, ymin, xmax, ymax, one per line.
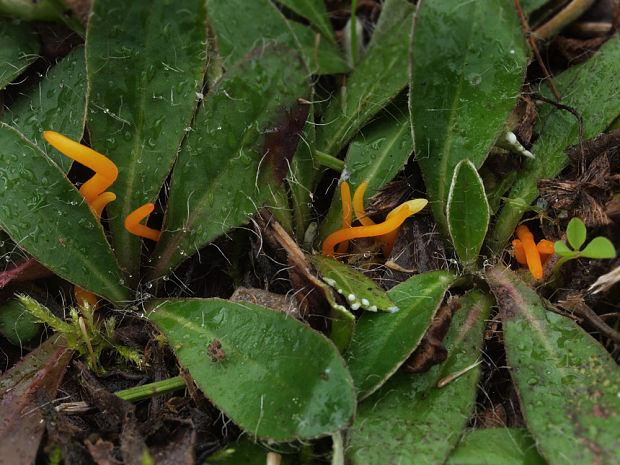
<box><xmin>513</xmin><ymin>0</ymin><xmax>561</xmax><ymax>100</ymax></box>
<box><xmin>533</xmin><ymin>0</ymin><xmax>597</xmax><ymax>40</ymax></box>
<box><xmin>531</xmin><ymin>93</ymin><xmax>585</xmax><ymax>172</ymax></box>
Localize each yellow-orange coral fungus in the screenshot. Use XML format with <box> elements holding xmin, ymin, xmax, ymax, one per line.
<box><xmin>43</xmin><ymin>131</ymin><xmax>118</xmax><ymax>205</ymax></box>
<box><xmin>322</xmin><ymin>198</ymin><xmax>428</xmax><ymax>258</ymax></box>
<box><xmin>512</xmin><ymin>228</ymin><xmax>555</xmax><ymax>279</ymax></box>
<box><xmin>516</xmin><ymin>225</ymin><xmax>542</xmax><ymax>279</ymax></box>
<box><xmin>352</xmin><ymin>182</ymin><xmax>374</xmax><ymax>227</ymax></box>
<box><xmin>125</xmin><ymin>203</ymin><xmax>161</xmax><ymax>242</ymax></box>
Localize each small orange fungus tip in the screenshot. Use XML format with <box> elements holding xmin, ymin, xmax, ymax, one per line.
<box><xmin>90</xmin><ymin>191</ymin><xmax>116</xmax><ymax>220</ymax></box>
<box><xmin>74</xmin><ymin>286</ymin><xmax>98</xmax><ymax>310</ymax></box>
<box><xmin>43</xmin><ymin>131</ymin><xmax>118</xmax><ymax>204</ymax></box>
<box><xmin>125</xmin><ymin>203</ymin><xmax>161</xmax><ymax>242</ymax></box>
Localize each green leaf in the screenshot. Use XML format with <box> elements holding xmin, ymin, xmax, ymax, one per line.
<box><xmin>553</xmin><ymin>240</ymin><xmax>574</xmax><ymax>256</ymax></box>
<box><xmin>151</xmin><ymin>43</ymin><xmax>310</xmax><ymax>279</ymax></box>
<box><xmin>0</xmin><ymin>299</ymin><xmax>41</xmax><ymax>347</ymax></box>
<box><xmin>208</xmin><ymin>0</ymin><xmax>348</xmax><ymax>75</ymax></box>
<box><xmin>346</xmin><ymin>290</ymin><xmax>492</xmax><ymax>464</ymax></box>
<box><xmin>315</xmin><ymin>0</ymin><xmax>415</xmax><ymax>156</ymax></box>
<box><xmin>345</xmin><ymin>270</ymin><xmax>456</xmax><ymax>399</ymax></box>
<box><xmin>148</xmin><ymin>298</ymin><xmax>355</xmax><ymax>441</ymax></box>
<box><xmin>445</xmin><ymin>428</ymin><xmax>547</xmax><ymax>465</ymax></box>
<box><xmin>0</xmin><ymin>124</ymin><xmax>129</xmax><ymax>303</ymax></box>
<box><xmin>4</xmin><ymin>47</ymin><xmax>86</xmax><ymax>171</ymax></box>
<box><xmin>580</xmin><ymin>236</ymin><xmax>616</xmax><ymax>259</ymax></box>
<box><xmin>273</xmin><ymin>0</ymin><xmax>336</xmax><ymax>44</ymax></box>
<box><xmin>313</xmin><ymin>255</ymin><xmax>399</xmax><ymax>313</ymax></box>
<box><xmin>86</xmin><ymin>0</ymin><xmax>208</xmax><ymax>279</ymax></box>
<box><xmin>205</xmin><ymin>439</ymin><xmax>296</xmax><ymax>464</ymax></box>
<box><xmin>487</xmin><ymin>266</ymin><xmax>620</xmax><ymax>465</ymax></box>
<box><xmin>320</xmin><ymin>103</ymin><xmax>413</xmax><ymax>238</ymax></box>
<box><xmin>288</xmin><ymin>102</ymin><xmax>317</xmax><ymax>240</ymax></box>
<box><xmin>447</xmin><ymin>159</ymin><xmax>490</xmax><ymax>268</ymax></box>
<box><xmin>411</xmin><ymin>0</ymin><xmax>527</xmax><ymax>237</ymax></box>
<box><xmin>566</xmin><ymin>217</ymin><xmax>586</xmax><ymax>250</ymax></box>
<box><xmin>0</xmin><ymin>18</ymin><xmax>38</xmax><ymax>90</ymax></box>
<box><xmin>489</xmin><ymin>34</ymin><xmax>620</xmax><ymax>252</ymax></box>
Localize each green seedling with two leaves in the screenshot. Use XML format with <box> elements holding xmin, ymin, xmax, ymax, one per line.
<box><xmin>554</xmin><ymin>218</ymin><xmax>616</xmax><ymax>272</ymax></box>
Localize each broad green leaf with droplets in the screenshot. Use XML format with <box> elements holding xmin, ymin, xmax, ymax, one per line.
<box><xmin>86</xmin><ymin>0</ymin><xmax>208</xmax><ymax>280</ymax></box>
<box><xmin>345</xmin><ymin>270</ymin><xmax>456</xmax><ymax>399</ymax></box>
<box><xmin>4</xmin><ymin>47</ymin><xmax>86</xmax><ymax>171</ymax></box>
<box><xmin>411</xmin><ymin>0</ymin><xmax>527</xmax><ymax>237</ymax></box>
<box><xmin>487</xmin><ymin>266</ymin><xmax>620</xmax><ymax>465</ymax></box>
<box><xmin>151</xmin><ymin>43</ymin><xmax>309</xmax><ymax>279</ymax></box>
<box><xmin>0</xmin><ymin>18</ymin><xmax>38</xmax><ymax>90</ymax></box>
<box><xmin>273</xmin><ymin>0</ymin><xmax>336</xmax><ymax>44</ymax></box>
<box><xmin>313</xmin><ymin>255</ymin><xmax>399</xmax><ymax>313</ymax></box>
<box><xmin>489</xmin><ymin>34</ymin><xmax>620</xmax><ymax>252</ymax></box>
<box><xmin>320</xmin><ymin>102</ymin><xmax>414</xmax><ymax>238</ymax></box>
<box><xmin>0</xmin><ymin>124</ymin><xmax>129</xmax><ymax>303</ymax></box>
<box><xmin>208</xmin><ymin>0</ymin><xmax>348</xmax><ymax>75</ymax></box>
<box><xmin>445</xmin><ymin>428</ymin><xmax>546</xmax><ymax>465</ymax></box>
<box><xmin>447</xmin><ymin>159</ymin><xmax>490</xmax><ymax>268</ymax></box>
<box><xmin>347</xmin><ymin>290</ymin><xmax>492</xmax><ymax>464</ymax></box>
<box><xmin>315</xmin><ymin>0</ymin><xmax>415</xmax><ymax>156</ymax></box>
<box><xmin>148</xmin><ymin>298</ymin><xmax>355</xmax><ymax>441</ymax></box>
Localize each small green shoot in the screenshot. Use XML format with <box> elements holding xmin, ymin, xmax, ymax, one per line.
<box><xmin>554</xmin><ymin>218</ymin><xmax>616</xmax><ymax>272</ymax></box>
<box><xmin>17</xmin><ymin>294</ymin><xmax>142</xmax><ymax>372</ymax></box>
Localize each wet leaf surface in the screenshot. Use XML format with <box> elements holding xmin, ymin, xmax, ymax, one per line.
<box><xmin>445</xmin><ymin>428</ymin><xmax>546</xmax><ymax>465</ymax></box>
<box><xmin>87</xmin><ymin>0</ymin><xmax>208</xmax><ymax>279</ymax></box>
<box><xmin>209</xmin><ymin>0</ymin><xmax>348</xmax><ymax>75</ymax></box>
<box><xmin>315</xmin><ymin>0</ymin><xmax>414</xmax><ymax>156</ymax></box>
<box><xmin>273</xmin><ymin>0</ymin><xmax>336</xmax><ymax>43</ymax></box>
<box><xmin>3</xmin><ymin>47</ymin><xmax>86</xmax><ymax>171</ymax></box>
<box><xmin>152</xmin><ymin>43</ymin><xmax>309</xmax><ymax>279</ymax></box>
<box><xmin>487</xmin><ymin>266</ymin><xmax>620</xmax><ymax>465</ymax></box>
<box><xmin>0</xmin><ymin>336</ymin><xmax>73</xmax><ymax>465</ymax></box>
<box><xmin>347</xmin><ymin>290</ymin><xmax>492</xmax><ymax>464</ymax></box>
<box><xmin>411</xmin><ymin>0</ymin><xmax>527</xmax><ymax>236</ymax></box>
<box><xmin>447</xmin><ymin>159</ymin><xmax>490</xmax><ymax>269</ymax></box>
<box><xmin>148</xmin><ymin>298</ymin><xmax>355</xmax><ymax>441</ymax></box>
<box><xmin>0</xmin><ymin>124</ymin><xmax>129</xmax><ymax>303</ymax></box>
<box><xmin>0</xmin><ymin>18</ymin><xmax>38</xmax><ymax>90</ymax></box>
<box><xmin>345</xmin><ymin>270</ymin><xmax>456</xmax><ymax>399</ymax></box>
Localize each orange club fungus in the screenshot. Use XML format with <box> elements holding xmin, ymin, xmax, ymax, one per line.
<box><xmin>44</xmin><ymin>131</ymin><xmax>121</xmax><ymax>309</ymax></box>
<box><xmin>322</xmin><ymin>181</ymin><xmax>427</xmax><ymax>258</ymax></box>
<box><xmin>512</xmin><ymin>224</ymin><xmax>554</xmax><ymax>280</ymax></box>
<box><xmin>125</xmin><ymin>203</ymin><xmax>161</xmax><ymax>242</ymax></box>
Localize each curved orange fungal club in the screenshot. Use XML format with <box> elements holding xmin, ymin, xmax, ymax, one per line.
<box><xmin>125</xmin><ymin>203</ymin><xmax>161</xmax><ymax>241</ymax></box>
<box><xmin>336</xmin><ymin>182</ymin><xmax>352</xmax><ymax>254</ymax></box>
<box><xmin>351</xmin><ymin>182</ymin><xmax>402</xmax><ymax>257</ymax></box>
<box><xmin>322</xmin><ymin>198</ymin><xmax>428</xmax><ymax>258</ymax></box>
